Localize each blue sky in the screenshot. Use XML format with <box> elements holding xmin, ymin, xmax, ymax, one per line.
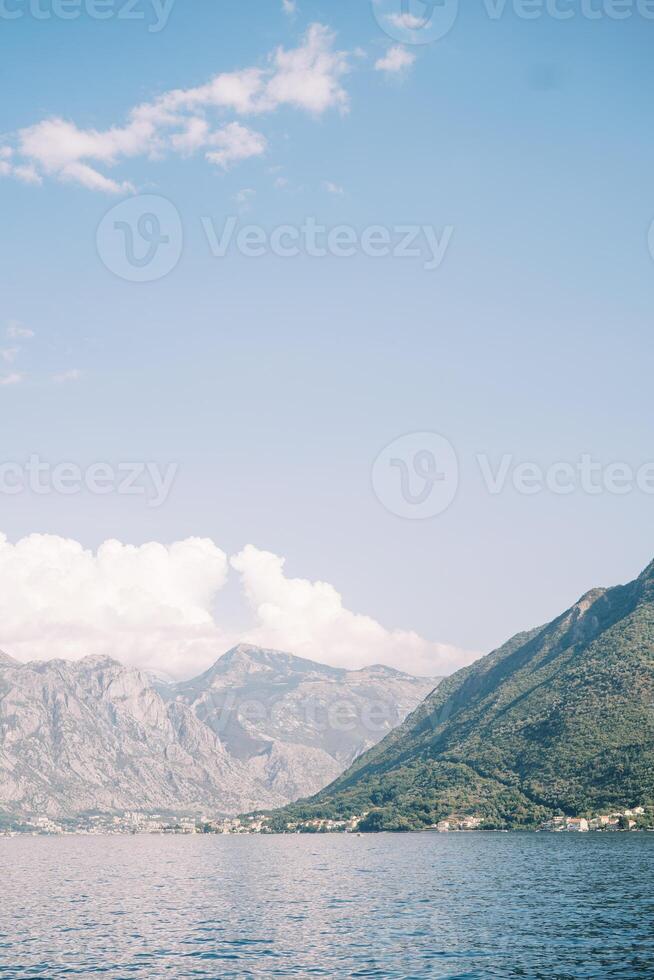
<box><xmin>1</xmin><ymin>0</ymin><xmax>653</xmax><ymax>677</ymax></box>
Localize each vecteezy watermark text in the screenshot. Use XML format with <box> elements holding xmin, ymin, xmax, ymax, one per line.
<box><xmin>96</xmin><ymin>194</ymin><xmax>454</xmax><ymax>282</ymax></box>
<box><xmin>201</xmin><ymin>216</ymin><xmax>454</xmax><ymax>271</ymax></box>
<box><xmin>210</xmin><ymin>693</ymin><xmax>399</xmax><ymax>736</ymax></box>
<box><xmin>372</xmin><ymin>434</ymin><xmax>654</xmax><ymax>519</ymax></box>
<box><xmin>0</xmin><ymin>456</ymin><xmax>178</xmax><ymax>508</ymax></box>
<box><xmin>0</xmin><ymin>0</ymin><xmax>175</xmax><ymax>30</ymax></box>
<box><xmin>373</xmin><ymin>0</ymin><xmax>654</xmax><ymax>46</ymax></box>
<box><xmin>478</xmin><ymin>454</ymin><xmax>654</xmax><ymax>495</ymax></box>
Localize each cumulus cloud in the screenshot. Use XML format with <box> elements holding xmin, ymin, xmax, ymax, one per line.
<box><xmin>1</xmin><ymin>24</ymin><xmax>350</xmax><ymax>193</ymax></box>
<box><xmin>375</xmin><ymin>45</ymin><xmax>416</xmax><ymax>74</ymax></box>
<box><xmin>204</xmin><ymin>121</ymin><xmax>268</xmax><ymax>168</ymax></box>
<box><xmin>231</xmin><ymin>545</ymin><xmax>474</xmax><ymax>677</ymax></box>
<box><xmin>0</xmin><ymin>534</ymin><xmax>230</xmax><ymax>678</ymax></box>
<box><xmin>0</xmin><ymin>534</ymin><xmax>474</xmax><ymax>679</ymax></box>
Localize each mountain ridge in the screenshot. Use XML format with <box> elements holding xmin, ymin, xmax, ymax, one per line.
<box><xmin>0</xmin><ymin>644</ymin><xmax>435</xmax><ymax>817</ymax></box>
<box><xmin>270</xmin><ymin>561</ymin><xmax>654</xmax><ymax>830</ymax></box>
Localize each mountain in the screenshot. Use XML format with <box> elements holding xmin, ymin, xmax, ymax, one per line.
<box><xmin>0</xmin><ymin>655</ymin><xmax>269</xmax><ymax>817</ymax></box>
<box><xmin>158</xmin><ymin>645</ymin><xmax>437</xmax><ymax>802</ymax></box>
<box><xmin>272</xmin><ymin>561</ymin><xmax>654</xmax><ymax>831</ymax></box>
<box><xmin>0</xmin><ymin>647</ymin><xmax>435</xmax><ymax>818</ymax></box>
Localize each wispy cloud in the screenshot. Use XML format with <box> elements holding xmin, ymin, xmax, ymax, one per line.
<box><xmin>375</xmin><ymin>45</ymin><xmax>416</xmax><ymax>75</ymax></box>
<box><xmin>0</xmin><ymin>322</ymin><xmax>32</xmax><ymax>383</ymax></box>
<box><xmin>282</xmin><ymin>0</ymin><xmax>297</xmax><ymax>14</ymax></box>
<box><xmin>323</xmin><ymin>180</ymin><xmax>344</xmax><ymax>195</ymax></box>
<box><xmin>386</xmin><ymin>12</ymin><xmax>426</xmax><ymax>31</ymax></box>
<box><xmin>52</xmin><ymin>369</ymin><xmax>82</xmax><ymax>384</ymax></box>
<box><xmin>1</xmin><ymin>24</ymin><xmax>350</xmax><ymax>194</ymax></box>
<box><xmin>6</xmin><ymin>321</ymin><xmax>34</xmax><ymax>340</ymax></box>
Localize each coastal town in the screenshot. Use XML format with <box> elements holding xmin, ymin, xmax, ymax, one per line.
<box><xmin>1</xmin><ymin>807</ymin><xmax>652</xmax><ymax>836</ymax></box>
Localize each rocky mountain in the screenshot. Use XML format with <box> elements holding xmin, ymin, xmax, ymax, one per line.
<box><xmin>159</xmin><ymin>645</ymin><xmax>436</xmax><ymax>802</ymax></box>
<box><xmin>273</xmin><ymin>560</ymin><xmax>654</xmax><ymax>831</ymax></box>
<box><xmin>0</xmin><ymin>647</ymin><xmax>435</xmax><ymax>818</ymax></box>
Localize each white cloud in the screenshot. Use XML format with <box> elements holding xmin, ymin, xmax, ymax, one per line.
<box><xmin>0</xmin><ymin>533</ymin><xmax>475</xmax><ymax>679</ymax></box>
<box><xmin>266</xmin><ymin>24</ymin><xmax>349</xmax><ymax>115</ymax></box>
<box><xmin>0</xmin><ymin>374</ymin><xmax>23</xmax><ymax>387</ymax></box>
<box><xmin>205</xmin><ymin>122</ymin><xmax>267</xmax><ymax>169</ymax></box>
<box><xmin>375</xmin><ymin>45</ymin><xmax>416</xmax><ymax>74</ymax></box>
<box><xmin>323</xmin><ymin>180</ymin><xmax>344</xmax><ymax>195</ymax></box>
<box><xmin>231</xmin><ymin>545</ymin><xmax>475</xmax><ymax>677</ymax></box>
<box><xmin>61</xmin><ymin>161</ymin><xmax>134</xmax><ymax>195</ymax></box>
<box><xmin>234</xmin><ymin>187</ymin><xmax>256</xmax><ymax>212</ymax></box>
<box><xmin>13</xmin><ymin>164</ymin><xmax>42</xmax><ymax>185</ymax></box>
<box><xmin>387</xmin><ymin>12</ymin><xmax>426</xmax><ymax>30</ymax></box>
<box><xmin>282</xmin><ymin>0</ymin><xmax>297</xmax><ymax>14</ymax></box>
<box><xmin>6</xmin><ymin>322</ymin><xmax>34</xmax><ymax>340</ymax></box>
<box><xmin>169</xmin><ymin>116</ymin><xmax>211</xmax><ymax>156</ymax></box>
<box><xmin>0</xmin><ymin>348</ymin><xmax>19</xmax><ymax>364</ymax></box>
<box><xmin>0</xmin><ymin>148</ymin><xmax>42</xmax><ymax>185</ymax></box>
<box><xmin>52</xmin><ymin>369</ymin><xmax>82</xmax><ymax>384</ymax></box>
<box><xmin>0</xmin><ymin>534</ymin><xmax>230</xmax><ymax>678</ymax></box>
<box><xmin>3</xmin><ymin>24</ymin><xmax>350</xmax><ymax>193</ymax></box>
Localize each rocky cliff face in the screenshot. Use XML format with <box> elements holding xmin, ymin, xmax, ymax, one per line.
<box><xmin>161</xmin><ymin>645</ymin><xmax>437</xmax><ymax>802</ymax></box>
<box><xmin>0</xmin><ymin>647</ymin><xmax>436</xmax><ymax>817</ymax></box>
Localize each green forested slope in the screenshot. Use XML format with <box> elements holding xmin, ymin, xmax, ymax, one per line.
<box><xmin>272</xmin><ymin>561</ymin><xmax>654</xmax><ymax>830</ymax></box>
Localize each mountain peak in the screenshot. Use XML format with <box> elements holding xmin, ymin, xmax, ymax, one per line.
<box><xmin>209</xmin><ymin>644</ymin><xmax>341</xmax><ymax>678</ymax></box>
<box><xmin>78</xmin><ymin>655</ymin><xmax>125</xmax><ymax>670</ymax></box>
<box><xmin>223</xmin><ymin>643</ymin><xmax>283</xmax><ymax>663</ymax></box>
<box><xmin>280</xmin><ymin>557</ymin><xmax>654</xmax><ymax>830</ymax></box>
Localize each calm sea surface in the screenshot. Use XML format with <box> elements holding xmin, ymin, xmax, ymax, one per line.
<box><xmin>1</xmin><ymin>832</ymin><xmax>653</xmax><ymax>979</ymax></box>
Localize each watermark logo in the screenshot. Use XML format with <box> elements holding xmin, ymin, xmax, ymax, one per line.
<box><xmin>96</xmin><ymin>195</ymin><xmax>183</xmax><ymax>282</ymax></box>
<box><xmin>372</xmin><ymin>0</ymin><xmax>460</xmax><ymax>44</ymax></box>
<box><xmin>372</xmin><ymin>435</ymin><xmax>654</xmax><ymax>520</ymax></box>
<box><xmin>372</xmin><ymin>432</ymin><xmax>459</xmax><ymax>519</ymax></box>
<box><xmin>648</xmin><ymin>218</ymin><xmax>654</xmax><ymax>266</ymax></box>
<box><xmin>372</xmin><ymin>0</ymin><xmax>654</xmax><ymax>46</ymax></box>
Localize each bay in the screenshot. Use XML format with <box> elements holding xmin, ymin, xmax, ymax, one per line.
<box><xmin>1</xmin><ymin>833</ymin><xmax>653</xmax><ymax>978</ymax></box>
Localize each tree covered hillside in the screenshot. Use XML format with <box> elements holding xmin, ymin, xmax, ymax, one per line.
<box><xmin>269</xmin><ymin>560</ymin><xmax>654</xmax><ymax>830</ymax></box>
